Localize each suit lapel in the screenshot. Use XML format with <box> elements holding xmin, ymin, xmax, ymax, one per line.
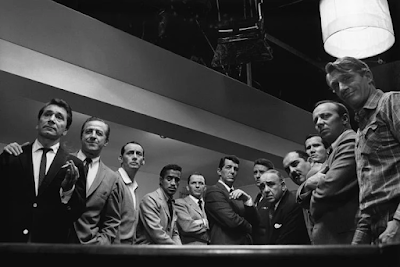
<box><xmin>20</xmin><ymin>144</ymin><xmax>35</xmax><ymax>198</ymax></box>
<box><xmin>187</xmin><ymin>196</ymin><xmax>202</xmax><ymax>216</ymax></box>
<box><xmin>87</xmin><ymin>160</ymin><xmax>105</xmax><ymax>197</ymax></box>
<box><xmin>38</xmin><ymin>146</ymin><xmax>68</xmax><ymax>196</ymax></box>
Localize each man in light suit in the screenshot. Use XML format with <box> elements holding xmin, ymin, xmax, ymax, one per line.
<box><xmin>205</xmin><ymin>155</ymin><xmax>259</xmax><ymax>245</ymax></box>
<box><xmin>70</xmin><ymin>116</ymin><xmax>122</xmax><ymax>244</ymax></box>
<box><xmin>175</xmin><ymin>172</ymin><xmax>210</xmax><ymax>245</ymax></box>
<box><xmin>135</xmin><ymin>164</ymin><xmax>182</xmax><ymax>244</ymax></box>
<box><xmin>114</xmin><ymin>141</ymin><xmax>144</xmax><ymax>244</ymax></box>
<box><xmin>0</xmin><ymin>98</ymin><xmax>86</xmax><ymax>243</ymax></box>
<box><xmin>309</xmin><ymin>100</ymin><xmax>359</xmax><ymax>244</ymax></box>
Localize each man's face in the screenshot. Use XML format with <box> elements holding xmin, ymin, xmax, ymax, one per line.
<box><xmin>160</xmin><ymin>169</ymin><xmax>181</xmax><ymax>198</ymax></box>
<box><xmin>217</xmin><ymin>159</ymin><xmax>239</xmax><ymax>187</ymax></box>
<box><xmin>305</xmin><ymin>136</ymin><xmax>327</xmax><ymax>164</ymax></box>
<box><xmin>37</xmin><ymin>104</ymin><xmax>68</xmax><ymax>141</ymax></box>
<box><xmin>81</xmin><ymin>120</ymin><xmax>108</xmax><ymax>157</ymax></box>
<box><xmin>187</xmin><ymin>174</ymin><xmax>206</xmax><ymax>199</ymax></box>
<box><xmin>313</xmin><ymin>102</ymin><xmax>345</xmax><ymax>145</ymax></box>
<box><xmin>119</xmin><ymin>143</ymin><xmax>145</xmax><ymax>171</ymax></box>
<box><xmin>327</xmin><ymin>70</ymin><xmax>371</xmax><ymax>111</ymax></box>
<box><xmin>282</xmin><ymin>152</ymin><xmax>311</xmax><ymax>185</ymax></box>
<box><xmin>253</xmin><ymin>164</ymin><xmax>270</xmax><ymax>187</ymax></box>
<box><xmin>258</xmin><ymin>172</ymin><xmax>285</xmax><ymax>204</ymax></box>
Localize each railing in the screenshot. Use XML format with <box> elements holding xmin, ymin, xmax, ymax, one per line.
<box><xmin>1</xmin><ymin>243</ymin><xmax>399</xmax><ymax>266</ymax></box>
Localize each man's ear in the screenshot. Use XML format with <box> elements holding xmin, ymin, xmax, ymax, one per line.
<box><xmin>118</xmin><ymin>155</ymin><xmax>123</xmax><ymax>164</ymax></box>
<box><xmin>142</xmin><ymin>158</ymin><xmax>145</xmax><ymax>166</ymax></box>
<box><xmin>342</xmin><ymin>112</ymin><xmax>350</xmax><ymax>125</ymax></box>
<box><xmin>217</xmin><ymin>168</ymin><xmax>221</xmax><ymax>176</ymax></box>
<box><xmin>62</xmin><ymin>130</ymin><xmax>68</xmax><ymax>137</ymax></box>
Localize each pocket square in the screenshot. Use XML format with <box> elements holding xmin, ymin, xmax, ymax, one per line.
<box><xmin>274</xmin><ymin>223</ymin><xmax>282</xmax><ymax>229</ymax></box>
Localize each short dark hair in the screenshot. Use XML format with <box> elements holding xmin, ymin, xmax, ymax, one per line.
<box><xmin>218</xmin><ymin>155</ymin><xmax>240</xmax><ymax>169</ymax></box>
<box><xmin>187</xmin><ymin>172</ymin><xmax>205</xmax><ymax>184</ymax></box>
<box><xmin>304</xmin><ymin>133</ymin><xmax>329</xmax><ymax>149</ymax></box>
<box><xmin>120</xmin><ymin>141</ymin><xmax>145</xmax><ymax>156</ymax></box>
<box><xmin>254</xmin><ymin>158</ymin><xmax>274</xmax><ymax>169</ymax></box>
<box><xmin>160</xmin><ymin>164</ymin><xmax>182</xmax><ymax>178</ymax></box>
<box><xmin>38</xmin><ymin>98</ymin><xmax>73</xmax><ymax>129</ymax></box>
<box><xmin>80</xmin><ymin>116</ymin><xmax>111</xmax><ymax>142</ymax></box>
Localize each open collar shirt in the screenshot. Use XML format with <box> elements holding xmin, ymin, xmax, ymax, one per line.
<box><xmin>355</xmin><ymin>89</ymin><xmax>400</xmax><ymax>221</ymax></box>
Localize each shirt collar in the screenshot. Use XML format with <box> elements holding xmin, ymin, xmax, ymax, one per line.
<box><xmin>33</xmin><ymin>139</ymin><xmax>60</xmax><ymax>153</ymax></box>
<box><xmin>355</xmin><ymin>89</ymin><xmax>383</xmax><ymax>122</ymax></box>
<box><xmin>118</xmin><ymin>167</ymin><xmax>138</xmax><ymax>189</ymax></box>
<box><xmin>189</xmin><ymin>194</ymin><xmax>202</xmax><ymax>204</ymax></box>
<box><xmin>218</xmin><ymin>179</ymin><xmax>234</xmax><ymax>192</ymax></box>
<box><xmin>77</xmin><ymin>150</ymin><xmax>100</xmax><ymax>164</ymax></box>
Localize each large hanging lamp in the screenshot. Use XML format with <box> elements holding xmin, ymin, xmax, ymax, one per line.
<box><xmin>320</xmin><ymin>0</ymin><xmax>395</xmax><ymax>59</ymax></box>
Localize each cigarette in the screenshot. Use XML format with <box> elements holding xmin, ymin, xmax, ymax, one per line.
<box><xmin>61</xmin><ymin>163</ymin><xmax>70</xmax><ymax>168</ymax></box>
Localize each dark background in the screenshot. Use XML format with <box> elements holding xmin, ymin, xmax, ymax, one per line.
<box><xmin>53</xmin><ymin>0</ymin><xmax>400</xmax><ymax>122</ymax></box>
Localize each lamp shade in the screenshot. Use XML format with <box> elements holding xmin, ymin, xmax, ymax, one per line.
<box><xmin>320</xmin><ymin>0</ymin><xmax>395</xmax><ymax>59</ymax></box>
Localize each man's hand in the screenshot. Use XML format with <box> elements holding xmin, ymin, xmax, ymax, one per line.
<box><xmin>3</xmin><ymin>142</ymin><xmax>29</xmax><ymax>156</ymax></box>
<box><xmin>230</xmin><ymin>189</ymin><xmax>253</xmax><ymax>206</ymax></box>
<box><xmin>379</xmin><ymin>219</ymin><xmax>400</xmax><ymax>244</ymax></box>
<box><xmin>305</xmin><ymin>172</ymin><xmax>325</xmax><ymax>190</ymax></box>
<box><xmin>61</xmin><ymin>160</ymin><xmax>80</xmax><ymax>192</ymax></box>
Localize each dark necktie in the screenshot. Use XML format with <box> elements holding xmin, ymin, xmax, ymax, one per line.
<box><xmin>38</xmin><ymin>147</ymin><xmax>52</xmax><ymax>186</ymax></box>
<box><xmin>167</xmin><ymin>198</ymin><xmax>174</xmax><ymax>217</ymax></box>
<box><xmin>83</xmin><ymin>157</ymin><xmax>92</xmax><ymax>177</ymax></box>
<box><xmin>198</xmin><ymin>199</ymin><xmax>203</xmax><ymax>210</ymax></box>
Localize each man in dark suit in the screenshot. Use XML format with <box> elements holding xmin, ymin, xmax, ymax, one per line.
<box><xmin>135</xmin><ymin>164</ymin><xmax>182</xmax><ymax>244</ymax></box>
<box><xmin>251</xmin><ymin>158</ymin><xmax>275</xmax><ymax>244</ymax></box>
<box><xmin>259</xmin><ymin>169</ymin><xmax>310</xmax><ymax>245</ymax></box>
<box><xmin>204</xmin><ymin>155</ymin><xmax>259</xmax><ymax>245</ymax></box>
<box><xmin>175</xmin><ymin>172</ymin><xmax>210</xmax><ymax>245</ymax></box>
<box><xmin>70</xmin><ymin>116</ymin><xmax>122</xmax><ymax>244</ymax></box>
<box><xmin>0</xmin><ymin>98</ymin><xmax>86</xmax><ymax>243</ymax></box>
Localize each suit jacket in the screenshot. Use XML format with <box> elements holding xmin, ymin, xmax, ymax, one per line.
<box><xmin>71</xmin><ymin>159</ymin><xmax>122</xmax><ymax>245</ymax></box>
<box><xmin>135</xmin><ymin>188</ymin><xmax>182</xmax><ymax>244</ymax></box>
<box><xmin>175</xmin><ymin>196</ymin><xmax>210</xmax><ymax>244</ymax></box>
<box><xmin>0</xmin><ymin>143</ymin><xmax>86</xmax><ymax>243</ymax></box>
<box><xmin>204</xmin><ymin>182</ymin><xmax>259</xmax><ymax>245</ymax></box>
<box><xmin>252</xmin><ymin>192</ymin><xmax>272</xmax><ymax>244</ymax></box>
<box><xmin>114</xmin><ymin>170</ymin><xmax>139</xmax><ymax>245</ymax></box>
<box><xmin>267</xmin><ymin>190</ymin><xmax>311</xmax><ymax>245</ymax></box>
<box><xmin>310</xmin><ymin>129</ymin><xmax>359</xmax><ymax>244</ymax></box>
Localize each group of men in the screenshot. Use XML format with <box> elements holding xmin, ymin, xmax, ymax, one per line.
<box><xmin>282</xmin><ymin>56</ymin><xmax>400</xmax><ymax>245</ymax></box>
<box><xmin>1</xmin><ymin>56</ymin><xmax>400</xmax><ymax>246</ymax></box>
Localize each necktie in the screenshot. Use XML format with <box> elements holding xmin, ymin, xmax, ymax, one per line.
<box><xmin>83</xmin><ymin>157</ymin><xmax>92</xmax><ymax>178</ymax></box>
<box><xmin>198</xmin><ymin>199</ymin><xmax>203</xmax><ymax>210</ymax></box>
<box><xmin>167</xmin><ymin>198</ymin><xmax>174</xmax><ymax>217</ymax></box>
<box><xmin>39</xmin><ymin>147</ymin><xmax>52</xmax><ymax>186</ymax></box>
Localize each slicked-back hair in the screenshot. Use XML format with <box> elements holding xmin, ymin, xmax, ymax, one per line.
<box><xmin>218</xmin><ymin>155</ymin><xmax>240</xmax><ymax>169</ymax></box>
<box><xmin>38</xmin><ymin>98</ymin><xmax>73</xmax><ymax>129</ymax></box>
<box><xmin>80</xmin><ymin>116</ymin><xmax>111</xmax><ymax>142</ymax></box>
<box><xmin>120</xmin><ymin>141</ymin><xmax>145</xmax><ymax>156</ymax></box>
<box><xmin>305</xmin><ymin>133</ymin><xmax>329</xmax><ymax>149</ymax></box>
<box><xmin>160</xmin><ymin>164</ymin><xmax>182</xmax><ymax>178</ymax></box>
<box><xmin>187</xmin><ymin>172</ymin><xmax>205</xmax><ymax>184</ymax></box>
<box><xmin>254</xmin><ymin>158</ymin><xmax>274</xmax><ymax>169</ymax></box>
<box><xmin>293</xmin><ymin>150</ymin><xmax>309</xmax><ymax>162</ymax></box>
